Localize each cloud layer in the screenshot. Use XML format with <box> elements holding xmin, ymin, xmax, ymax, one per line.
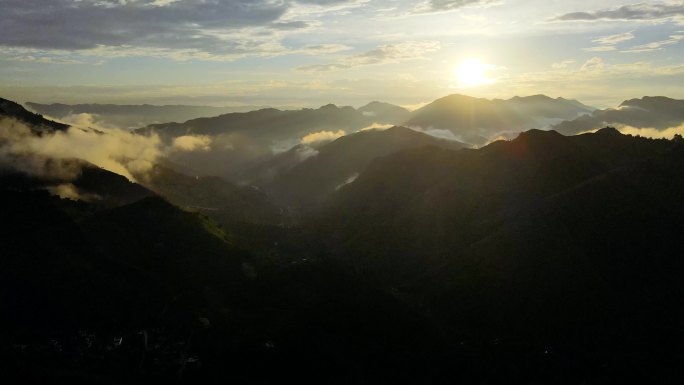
<box><xmin>0</xmin><ymin>116</ymin><xmax>214</xmax><ymax>181</ymax></box>
<box><xmin>297</xmin><ymin>41</ymin><xmax>440</xmax><ymax>71</ymax></box>
<box><xmin>0</xmin><ymin>117</ymin><xmax>162</xmax><ymax>180</ymax></box>
<box><xmin>555</xmin><ymin>2</ymin><xmax>684</xmax><ymax>24</ymax></box>
<box><xmin>0</xmin><ymin>0</ymin><xmax>362</xmax><ymax>60</ymax></box>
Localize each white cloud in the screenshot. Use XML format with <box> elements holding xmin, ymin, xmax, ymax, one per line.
<box><xmin>412</xmin><ymin>0</ymin><xmax>499</xmax><ymax>15</ymax></box>
<box><xmin>554</xmin><ymin>3</ymin><xmax>684</xmax><ymax>24</ymax></box>
<box><xmin>551</xmin><ymin>60</ymin><xmax>575</xmax><ymax>69</ymax></box>
<box><xmin>580</xmin><ymin>124</ymin><xmax>684</xmax><ymax>139</ymax></box>
<box><xmin>617</xmin><ymin>124</ymin><xmax>684</xmax><ymax>138</ymax></box>
<box><xmin>358</xmin><ymin>123</ymin><xmax>394</xmax><ymax>132</ymax></box>
<box><xmin>409</xmin><ymin>126</ymin><xmax>466</xmax><ymax>142</ymax></box>
<box><xmin>622</xmin><ymin>34</ymin><xmax>684</xmax><ymax>53</ymax></box>
<box><xmin>584</xmin><ymin>46</ymin><xmax>617</xmax><ymax>52</ymax></box>
<box><xmin>584</xmin><ymin>31</ymin><xmax>634</xmax><ymax>52</ymax></box>
<box><xmin>0</xmin><ymin>117</ymin><xmax>163</xmax><ymax>181</ymax></box>
<box><xmin>593</xmin><ymin>31</ymin><xmax>635</xmax><ymax>45</ymax></box>
<box><xmin>301</xmin><ymin>129</ymin><xmax>346</xmax><ymax>144</ymax></box>
<box><xmin>295</xmin><ymin>145</ymin><xmax>320</xmax><ymax>161</ymax></box>
<box><xmin>47</xmin><ymin>183</ymin><xmax>101</xmax><ymax>201</ymax></box>
<box><xmin>297</xmin><ymin>41</ymin><xmax>440</xmax><ymax>71</ymax></box>
<box><xmin>334</xmin><ymin>173</ymin><xmax>359</xmax><ymax>191</ymax></box>
<box><xmin>172</xmin><ymin>135</ymin><xmax>212</xmax><ymax>152</ymax></box>
<box><xmin>581</xmin><ymin>57</ymin><xmax>606</xmax><ymax>71</ymax></box>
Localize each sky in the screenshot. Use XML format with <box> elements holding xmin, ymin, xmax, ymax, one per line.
<box><xmin>1</xmin><ymin>0</ymin><xmax>684</xmax><ymax>109</ymax></box>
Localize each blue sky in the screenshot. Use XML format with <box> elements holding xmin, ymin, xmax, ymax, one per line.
<box><xmin>1</xmin><ymin>0</ymin><xmax>684</xmax><ymax>108</ymax></box>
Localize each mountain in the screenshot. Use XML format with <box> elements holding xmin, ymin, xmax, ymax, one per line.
<box><xmin>5</xmin><ymin>93</ymin><xmax>684</xmax><ymax>383</ymax></box>
<box><xmin>1</xmin><ymin>180</ymin><xmax>442</xmax><ymax>385</ymax></box>
<box><xmin>554</xmin><ymin>96</ymin><xmax>684</xmax><ymax>135</ymax></box>
<box><xmin>317</xmin><ymin>127</ymin><xmax>674</xmax><ymax>281</ymax></box>
<box><xmin>0</xmin><ymin>98</ymin><xmax>443</xmax><ymax>384</ymax></box>
<box><xmin>139</xmin><ymin>103</ymin><xmax>410</xmax><ymax>180</ymax></box>
<box><xmin>141</xmin><ymin>104</ymin><xmax>369</xmax><ymax>140</ymax></box>
<box><xmin>308</xmin><ymin>127</ymin><xmax>684</xmax><ymax>383</ymax></box>
<box><xmin>404</xmin><ymin>94</ymin><xmax>594</xmax><ymax>145</ymax></box>
<box><xmin>1</xmin><ymin>97</ymin><xmax>69</xmax><ymax>133</ymax></box>
<box><xmin>263</xmin><ymin>126</ymin><xmax>468</xmax><ymax>209</ymax></box>
<box><xmin>134</xmin><ymin>165</ymin><xmax>288</xmax><ymax>226</ymax></box>
<box><xmin>26</xmin><ymin>103</ymin><xmax>268</xmax><ymax>129</ymax></box>
<box><xmin>358</xmin><ymin>101</ymin><xmax>410</xmax><ymax>123</ymax></box>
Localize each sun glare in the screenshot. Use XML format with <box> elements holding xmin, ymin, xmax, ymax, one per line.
<box><xmin>454</xmin><ymin>59</ymin><xmax>494</xmax><ymax>87</ymax></box>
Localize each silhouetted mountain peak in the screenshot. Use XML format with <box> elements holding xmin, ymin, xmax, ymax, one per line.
<box><xmin>515</xmin><ymin>128</ymin><xmax>563</xmax><ymax>140</ymax></box>
<box><xmin>384</xmin><ymin>125</ymin><xmax>414</xmax><ymax>134</ymax></box>
<box><xmin>595</xmin><ymin>126</ymin><xmax>622</xmax><ymax>136</ymax></box>
<box><xmin>507</xmin><ymin>129</ymin><xmax>568</xmax><ymax>154</ymax></box>
<box><xmin>618</xmin><ymin>96</ymin><xmax>678</xmax><ymax>109</ymax></box>
<box><xmin>359</xmin><ymin>101</ymin><xmax>390</xmax><ymax>109</ymax></box>
<box><xmin>359</xmin><ymin>101</ymin><xmax>407</xmax><ymax>112</ymax></box>
<box><xmin>0</xmin><ymin>97</ymin><xmax>69</xmax><ymax>133</ymax></box>
<box><xmin>430</xmin><ymin>94</ymin><xmax>482</xmax><ymax>105</ymax></box>
<box><xmin>512</xmin><ymin>94</ymin><xmax>554</xmax><ymax>102</ymax></box>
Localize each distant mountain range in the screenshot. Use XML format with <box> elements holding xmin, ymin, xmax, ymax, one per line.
<box><xmin>141</xmin><ymin>101</ymin><xmax>406</xmax><ymax>140</ymax></box>
<box><xmin>24</xmin><ymin>95</ymin><xmax>684</xmax><ymax>149</ymax></box>
<box><xmin>135</xmin><ymin>95</ymin><xmax>592</xmax><ymax>180</ymax></box>
<box><xmin>261</xmin><ymin>126</ymin><xmax>467</xmax><ymax>209</ymax></box>
<box><xmin>554</xmin><ymin>96</ymin><xmax>684</xmax><ymax>135</ymax></box>
<box><xmin>25</xmin><ymin>102</ymin><xmax>269</xmax><ymax>129</ymax></box>
<box><xmin>140</xmin><ymin>94</ymin><xmax>593</xmax><ymax>146</ymax></box>
<box><xmin>404</xmin><ymin>94</ymin><xmax>594</xmax><ymax>145</ymax></box>
<box><xmin>139</xmin><ymin>101</ymin><xmax>412</xmax><ymax>179</ymax></box>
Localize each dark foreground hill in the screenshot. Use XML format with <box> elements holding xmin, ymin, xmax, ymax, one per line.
<box><xmin>0</xmin><ymin>188</ymin><xmax>443</xmax><ymax>385</ymax></box>
<box><xmin>1</xmin><ymin>98</ymin><xmax>69</xmax><ymax>133</ymax></box>
<box><xmin>309</xmin><ymin>127</ymin><xmax>684</xmax><ymax>384</ymax></box>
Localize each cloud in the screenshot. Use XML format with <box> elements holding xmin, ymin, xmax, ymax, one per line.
<box><xmin>594</xmin><ymin>31</ymin><xmax>636</xmax><ymax>45</ymax></box>
<box><xmin>0</xmin><ymin>117</ymin><xmax>163</xmax><ymax>181</ymax></box>
<box><xmin>584</xmin><ymin>31</ymin><xmax>635</xmax><ymax>52</ymax></box>
<box><xmin>334</xmin><ymin>173</ymin><xmax>359</xmax><ymax>191</ymax></box>
<box><xmin>413</xmin><ymin>0</ymin><xmax>498</xmax><ymax>14</ymax></box>
<box><xmin>1</xmin><ymin>1</ymin><xmax>288</xmax><ymax>49</ymax></box>
<box><xmin>297</xmin><ymin>41</ymin><xmax>440</xmax><ymax>71</ymax></box>
<box><xmin>409</xmin><ymin>126</ymin><xmax>466</xmax><ymax>142</ymax></box>
<box><xmin>47</xmin><ymin>183</ymin><xmax>101</xmax><ymax>201</ymax></box>
<box><xmin>584</xmin><ymin>46</ymin><xmax>617</xmax><ymax>52</ymax></box>
<box><xmin>401</xmin><ymin>101</ymin><xmax>430</xmax><ymax>111</ymax></box>
<box><xmin>617</xmin><ymin>124</ymin><xmax>684</xmax><ymax>138</ymax></box>
<box><xmin>580</xmin><ymin>57</ymin><xmax>606</xmax><ymax>71</ymax></box>
<box><xmin>55</xmin><ymin>112</ymin><xmax>116</xmax><ymax>130</ymax></box>
<box><xmin>568</xmin><ymin>57</ymin><xmax>684</xmax><ymax>77</ymax></box>
<box><xmin>301</xmin><ymin>129</ymin><xmax>346</xmax><ymax>144</ymax></box>
<box><xmin>553</xmin><ymin>2</ymin><xmax>684</xmax><ymax>24</ymax></box>
<box><xmin>358</xmin><ymin>123</ymin><xmax>394</xmax><ymax>132</ymax></box>
<box><xmin>172</xmin><ymin>135</ymin><xmax>212</xmax><ymax>151</ymax></box>
<box><xmin>551</xmin><ymin>60</ymin><xmax>575</xmax><ymax>69</ymax></box>
<box><xmin>580</xmin><ymin>124</ymin><xmax>684</xmax><ymax>139</ymax></box>
<box><xmin>622</xmin><ymin>34</ymin><xmax>684</xmax><ymax>52</ymax></box>
<box><xmin>0</xmin><ymin>0</ymin><xmax>358</xmax><ymax>61</ymax></box>
<box><xmin>295</xmin><ymin>145</ymin><xmax>319</xmax><ymax>161</ymax></box>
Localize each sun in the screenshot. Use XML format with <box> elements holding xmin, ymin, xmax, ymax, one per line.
<box><xmin>454</xmin><ymin>59</ymin><xmax>494</xmax><ymax>87</ymax></box>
